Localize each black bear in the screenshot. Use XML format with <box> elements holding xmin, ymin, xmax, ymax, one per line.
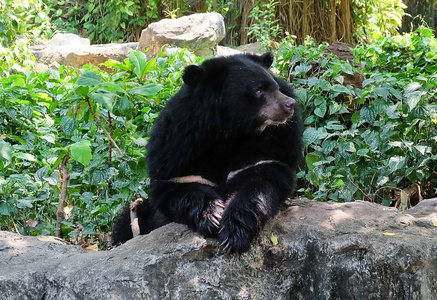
<box><xmin>112</xmin><ymin>52</ymin><xmax>303</xmax><ymax>253</ymax></box>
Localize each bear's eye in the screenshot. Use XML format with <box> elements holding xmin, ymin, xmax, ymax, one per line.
<box><xmin>255</xmin><ymin>89</ymin><xmax>263</xmax><ymax>96</ymax></box>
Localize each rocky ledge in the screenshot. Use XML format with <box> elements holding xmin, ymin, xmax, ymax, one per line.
<box><xmin>1</xmin><ymin>199</ymin><xmax>437</xmax><ymax>299</ymax></box>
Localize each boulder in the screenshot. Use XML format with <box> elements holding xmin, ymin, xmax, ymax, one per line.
<box><xmin>216</xmin><ymin>45</ymin><xmax>241</xmax><ymax>56</ymax></box>
<box><xmin>139</xmin><ymin>13</ymin><xmax>225</xmax><ymax>57</ymax></box>
<box><xmin>1</xmin><ymin>199</ymin><xmax>437</xmax><ymax>299</ymax></box>
<box><xmin>46</xmin><ymin>33</ymin><xmax>90</xmax><ymax>48</ymax></box>
<box><xmin>63</xmin><ymin>43</ymin><xmax>138</xmax><ymax>69</ymax></box>
<box><xmin>31</xmin><ymin>33</ymin><xmax>138</xmax><ymax>70</ymax></box>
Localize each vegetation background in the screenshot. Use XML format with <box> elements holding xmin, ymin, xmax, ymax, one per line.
<box><xmin>0</xmin><ymin>0</ymin><xmax>436</xmax><ymax>248</ymax></box>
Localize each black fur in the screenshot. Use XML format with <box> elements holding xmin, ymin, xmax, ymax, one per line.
<box><xmin>112</xmin><ymin>53</ymin><xmax>303</xmax><ymax>253</ymax></box>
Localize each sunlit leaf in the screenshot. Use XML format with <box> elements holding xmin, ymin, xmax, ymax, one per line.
<box><xmin>70</xmin><ymin>140</ymin><xmax>92</xmax><ymax>167</ymax></box>
<box><xmin>129</xmin><ymin>84</ymin><xmax>163</xmax><ymax>97</ymax></box>
<box><xmin>77</xmin><ymin>71</ymin><xmax>103</xmax><ymax>86</ymax></box>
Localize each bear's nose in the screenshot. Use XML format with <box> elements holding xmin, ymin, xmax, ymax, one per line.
<box><xmin>284</xmin><ymin>98</ymin><xmax>296</xmax><ymax>111</ymax></box>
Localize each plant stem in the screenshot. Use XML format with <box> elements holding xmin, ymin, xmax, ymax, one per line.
<box><xmin>56</xmin><ymin>154</ymin><xmax>70</xmax><ymax>238</ymax></box>
<box><xmin>85</xmin><ymin>98</ymin><xmax>125</xmax><ymax>159</ymax></box>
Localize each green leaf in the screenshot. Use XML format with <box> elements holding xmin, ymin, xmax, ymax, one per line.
<box><xmin>333</xmin><ymin>179</ymin><xmax>344</xmax><ymax>187</ymax></box>
<box><xmin>17</xmin><ymin>199</ymin><xmax>33</xmax><ymax>209</ymax></box>
<box><xmin>82</xmin><ymin>224</ymin><xmax>95</xmax><ymax>235</ymax></box>
<box><xmin>35</xmin><ymin>166</ymin><xmax>49</xmax><ymax>183</ymax></box>
<box><xmin>77</xmin><ymin>71</ymin><xmax>103</xmax><ymax>86</ymax></box>
<box><xmin>21</xmin><ymin>106</ymin><xmax>33</xmax><ymax>119</ymax></box>
<box><xmin>388</xmin><ymin>156</ymin><xmax>406</xmax><ymax>172</ymax></box>
<box><xmin>307</xmin><ymin>76</ymin><xmax>318</xmax><ymax>87</ymax></box>
<box><xmin>45</xmin><ymin>173</ymin><xmax>59</xmax><ymax>186</ymax></box>
<box><xmin>129</xmin><ymin>50</ymin><xmax>148</xmax><ymax>79</ymax></box>
<box><xmin>295</xmin><ymin>88</ymin><xmax>307</xmax><ymax>103</ymax></box>
<box><xmin>404</xmin><ymin>82</ymin><xmax>421</xmax><ymax>93</ymax></box>
<box><xmin>0</xmin><ymin>140</ymin><xmax>12</xmax><ymax>166</ymax></box>
<box><xmin>331</xmin><ymin>84</ymin><xmax>353</xmax><ymax>95</ymax></box>
<box><xmin>359</xmin><ymin>107</ymin><xmax>377</xmax><ymax>124</ymax></box>
<box><xmin>357</xmin><ymin>148</ymin><xmax>370</xmax><ymax>156</ymax></box>
<box><xmin>129</xmin><ymin>84</ymin><xmax>163</xmax><ymax>97</ymax></box>
<box><xmin>15</xmin><ymin>153</ymin><xmax>37</xmax><ymax>162</ymax></box>
<box><xmin>306</xmin><ymin>153</ymin><xmax>318</xmax><ymax>170</ymax></box>
<box><xmin>373</xmin><ymin>87</ymin><xmax>389</xmax><ymax>100</ymax></box>
<box><xmin>97</xmin><ymin>82</ymin><xmax>126</xmax><ymax>94</ymax></box>
<box><xmin>131</xmin><ymin>137</ymin><xmax>148</xmax><ymax>146</ymax></box>
<box><xmin>70</xmin><ymin>140</ymin><xmax>92</xmax><ymax>167</ymax></box>
<box><xmin>40</xmin><ymin>133</ymin><xmax>55</xmax><ymax>144</ymax></box>
<box><xmin>314</xmin><ymin>102</ymin><xmax>327</xmax><ymax>118</ymax></box>
<box><xmin>0</xmin><ymin>202</ymin><xmax>13</xmax><ymax>216</ymax></box>
<box><xmin>113</xmin><ymin>96</ymin><xmax>132</xmax><ymax>116</ymax></box>
<box><xmin>405</xmin><ymin>90</ymin><xmax>425</xmax><ymax>111</ymax></box>
<box><xmin>322</xmin><ymin>140</ymin><xmax>336</xmax><ymax>153</ymax></box>
<box><xmin>61</xmin><ymin>116</ymin><xmax>76</xmax><ymax>136</ymax></box>
<box><xmin>75</xmin><ymin>86</ymin><xmax>90</xmax><ymax>97</ymax></box>
<box><xmin>317</xmin><ymin>78</ymin><xmax>331</xmax><ymax>91</ymax></box>
<box><xmin>414</xmin><ymin>145</ymin><xmax>431</xmax><ymax>155</ymax></box>
<box><xmin>89</xmin><ymin>92</ymin><xmax>117</xmax><ymax>112</ymax></box>
<box><xmin>303</xmin><ymin>127</ymin><xmax>329</xmax><ymax>146</ymax></box>
<box><xmin>270</xmin><ymin>233</ymin><xmax>278</xmax><ymax>246</ymax></box>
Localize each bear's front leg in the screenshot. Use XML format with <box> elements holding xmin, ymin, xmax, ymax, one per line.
<box><xmin>150</xmin><ymin>178</ymin><xmax>225</xmax><ymax>237</ymax></box>
<box><xmin>220</xmin><ymin>161</ymin><xmax>295</xmax><ymax>253</ymax></box>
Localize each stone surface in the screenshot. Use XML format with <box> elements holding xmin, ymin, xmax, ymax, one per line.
<box><xmin>31</xmin><ymin>33</ymin><xmax>138</xmax><ymax>69</ymax></box>
<box><xmin>236</xmin><ymin>41</ymin><xmax>264</xmax><ymax>54</ymax></box>
<box><xmin>216</xmin><ymin>45</ymin><xmax>241</xmax><ymax>56</ymax></box>
<box><xmin>63</xmin><ymin>43</ymin><xmax>138</xmax><ymax>69</ymax></box>
<box><xmin>139</xmin><ymin>13</ymin><xmax>225</xmax><ymax>57</ymax></box>
<box><xmin>1</xmin><ymin>199</ymin><xmax>437</xmax><ymax>299</ymax></box>
<box><xmin>47</xmin><ymin>33</ymin><xmax>90</xmax><ymax>48</ymax></box>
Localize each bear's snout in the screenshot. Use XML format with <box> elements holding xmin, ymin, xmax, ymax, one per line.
<box><xmin>283</xmin><ymin>98</ymin><xmax>296</xmax><ymax>111</ymax></box>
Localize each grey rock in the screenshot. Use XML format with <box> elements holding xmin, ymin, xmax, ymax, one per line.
<box><xmin>63</xmin><ymin>43</ymin><xmax>138</xmax><ymax>69</ymax></box>
<box><xmin>1</xmin><ymin>199</ymin><xmax>437</xmax><ymax>299</ymax></box>
<box><xmin>216</xmin><ymin>45</ymin><xmax>241</xmax><ymax>56</ymax></box>
<box><xmin>30</xmin><ymin>33</ymin><xmax>138</xmax><ymax>69</ymax></box>
<box><xmin>47</xmin><ymin>33</ymin><xmax>90</xmax><ymax>48</ymax></box>
<box><xmin>139</xmin><ymin>13</ymin><xmax>225</xmax><ymax>57</ymax></box>
<box><xmin>236</xmin><ymin>42</ymin><xmax>264</xmax><ymax>54</ymax></box>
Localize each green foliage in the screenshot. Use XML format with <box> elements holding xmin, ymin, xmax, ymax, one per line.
<box><xmin>246</xmin><ymin>0</ymin><xmax>282</xmax><ymax>48</ymax></box>
<box><xmin>0</xmin><ymin>39</ymin><xmax>35</xmax><ymax>77</ymax></box>
<box><xmin>44</xmin><ymin>0</ymin><xmax>160</xmax><ymax>43</ymax></box>
<box><xmin>354</xmin><ymin>0</ymin><xmax>407</xmax><ymax>40</ymax></box>
<box><xmin>0</xmin><ymin>0</ymin><xmax>51</xmax><ymax>46</ymax></box>
<box><xmin>0</xmin><ymin>48</ymin><xmax>203</xmax><ymax>242</ymax></box>
<box><xmin>0</xmin><ymin>0</ymin><xmax>52</xmax><ymax>76</ymax></box>
<box><xmin>276</xmin><ymin>27</ymin><xmax>437</xmax><ymax>203</ymax></box>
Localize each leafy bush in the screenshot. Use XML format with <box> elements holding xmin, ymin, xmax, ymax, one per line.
<box><xmin>276</xmin><ymin>27</ymin><xmax>437</xmax><ymax>204</ymax></box>
<box><xmin>0</xmin><ymin>0</ymin><xmax>51</xmax><ymax>46</ymax></box>
<box><xmin>353</xmin><ymin>0</ymin><xmax>407</xmax><ymax>40</ymax></box>
<box><xmin>0</xmin><ymin>0</ymin><xmax>52</xmax><ymax>76</ymax></box>
<box><xmin>44</xmin><ymin>0</ymin><xmax>162</xmax><ymax>43</ymax></box>
<box><xmin>0</xmin><ymin>48</ymin><xmax>203</xmax><ymax>243</ymax></box>
<box><xmin>247</xmin><ymin>0</ymin><xmax>282</xmax><ymax>49</ymax></box>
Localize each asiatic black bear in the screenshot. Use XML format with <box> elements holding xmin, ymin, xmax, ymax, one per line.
<box><xmin>112</xmin><ymin>52</ymin><xmax>303</xmax><ymax>253</ymax></box>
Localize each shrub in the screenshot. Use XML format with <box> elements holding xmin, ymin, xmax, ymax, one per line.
<box><xmin>0</xmin><ymin>48</ymin><xmax>203</xmax><ymax>245</ymax></box>
<box><xmin>276</xmin><ymin>27</ymin><xmax>437</xmax><ymax>204</ymax></box>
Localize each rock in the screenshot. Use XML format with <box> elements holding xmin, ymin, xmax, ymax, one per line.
<box><xmin>63</xmin><ymin>43</ymin><xmax>138</xmax><ymax>69</ymax></box>
<box><xmin>47</xmin><ymin>33</ymin><xmax>90</xmax><ymax>48</ymax></box>
<box><xmin>216</xmin><ymin>45</ymin><xmax>241</xmax><ymax>56</ymax></box>
<box><xmin>236</xmin><ymin>42</ymin><xmax>264</xmax><ymax>54</ymax></box>
<box><xmin>31</xmin><ymin>33</ymin><xmax>138</xmax><ymax>70</ymax></box>
<box><xmin>1</xmin><ymin>199</ymin><xmax>437</xmax><ymax>299</ymax></box>
<box><xmin>139</xmin><ymin>13</ymin><xmax>225</xmax><ymax>57</ymax></box>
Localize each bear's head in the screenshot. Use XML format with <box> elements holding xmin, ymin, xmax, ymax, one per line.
<box><xmin>182</xmin><ymin>52</ymin><xmax>296</xmax><ymax>132</ymax></box>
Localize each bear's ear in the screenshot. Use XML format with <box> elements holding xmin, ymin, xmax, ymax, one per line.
<box><xmin>182</xmin><ymin>65</ymin><xmax>205</xmax><ymax>87</ymax></box>
<box><xmin>260</xmin><ymin>52</ymin><xmax>274</xmax><ymax>68</ymax></box>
